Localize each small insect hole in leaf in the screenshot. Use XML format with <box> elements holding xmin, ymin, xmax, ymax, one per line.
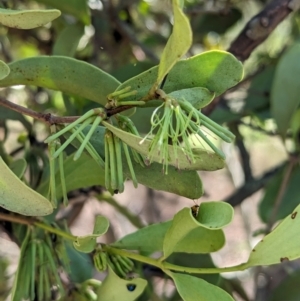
<box><xmin>280</xmin><ymin>257</ymin><xmax>289</xmax><ymax>262</ymax></box>
<box><xmin>126</xmin><ymin>284</ymin><xmax>136</xmax><ymax>292</ymax></box>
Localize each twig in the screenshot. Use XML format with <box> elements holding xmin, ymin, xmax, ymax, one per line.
<box><xmin>229</xmin><ymin>0</ymin><xmax>297</xmax><ymax>61</ymax></box>
<box><xmin>266</xmin><ymin>156</ymin><xmax>298</xmax><ymax>232</ymax></box>
<box><xmin>224</xmin><ymin>162</ymin><xmax>285</xmax><ymax>207</ymax></box>
<box><xmin>230</xmin><ymin>122</ymin><xmax>253</xmax><ymax>182</ymax></box>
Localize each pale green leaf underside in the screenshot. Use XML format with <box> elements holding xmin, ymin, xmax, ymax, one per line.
<box><xmin>271</xmin><ymin>42</ymin><xmax>300</xmax><ymax>135</ymax></box>
<box><xmin>97</xmin><ymin>266</ymin><xmax>147</xmax><ymax>301</ymax></box>
<box><xmin>163</xmin><ymin>208</ymin><xmax>225</xmax><ymax>258</ymax></box>
<box><xmin>0</xmin><ymin>56</ymin><xmax>120</xmax><ymax>106</ymax></box>
<box><xmin>0</xmin><ymin>8</ymin><xmax>61</xmax><ymax>29</ymax></box>
<box><xmin>170</xmin><ymin>272</ymin><xmax>234</xmax><ymax>301</ymax></box>
<box><xmin>115</xmin><ymin>50</ymin><xmax>243</xmax><ymax>101</ymax></box>
<box><xmin>247</xmin><ymin>203</ymin><xmax>300</xmax><ymax>266</ymax></box>
<box><xmin>103</xmin><ymin>121</ymin><xmax>225</xmax><ymax>171</ymax></box>
<box><xmin>196</xmin><ymin>202</ymin><xmax>233</xmax><ymax>229</ymax></box>
<box><xmin>169</xmin><ymin>87</ymin><xmax>215</xmax><ymax>109</ymax></box>
<box><xmin>156</xmin><ymin>0</ymin><xmax>192</xmax><ymax>86</ymax></box>
<box><xmin>0</xmin><ymin>60</ymin><xmax>10</xmax><ymax>80</ymax></box>
<box><xmin>0</xmin><ymin>157</ymin><xmax>52</xmax><ymax>216</ymax></box>
<box><xmin>113</xmin><ymin>208</ymin><xmax>225</xmax><ymax>255</ymax></box>
<box><xmin>73</xmin><ymin>215</ymin><xmax>109</xmax><ymax>253</ymax></box>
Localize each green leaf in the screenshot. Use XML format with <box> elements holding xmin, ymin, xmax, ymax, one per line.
<box><xmin>103</xmin><ymin>121</ymin><xmax>225</xmax><ymax>171</ymax></box>
<box><xmin>66</xmin><ymin>244</ymin><xmax>93</xmax><ymax>283</ymax></box>
<box><xmin>0</xmin><ymin>7</ymin><xmax>61</xmax><ymax>29</ymax></box>
<box><xmin>169</xmin><ymin>87</ymin><xmax>215</xmax><ymax>109</ymax></box>
<box><xmin>112</xmin><ymin>221</ymin><xmax>171</xmax><ymax>253</ymax></box>
<box><xmin>0</xmin><ymin>107</ymin><xmax>32</xmax><ymax>132</ymax></box>
<box><xmin>97</xmin><ymin>265</ymin><xmax>147</xmax><ymax>301</ymax></box>
<box><xmin>34</xmin><ymin>0</ymin><xmax>90</xmax><ymax>25</ymax></box>
<box><xmin>114</xmin><ymin>50</ymin><xmax>243</xmax><ymax>103</ymax></box>
<box><xmin>169</xmin><ymin>272</ymin><xmax>234</xmax><ymax>301</ymax></box>
<box><xmin>155</xmin><ymin>0</ymin><xmax>192</xmax><ymax>86</ymax></box>
<box><xmin>267</xmin><ymin>269</ymin><xmax>300</xmax><ymax>301</ymax></box>
<box><xmin>271</xmin><ymin>42</ymin><xmax>300</xmax><ymax>135</ymax></box>
<box><xmin>0</xmin><ymin>56</ymin><xmax>120</xmax><ymax>106</ymax></box>
<box><xmin>163</xmin><ymin>208</ymin><xmax>225</xmax><ymax>258</ymax></box>
<box><xmin>37</xmin><ymin>153</ymin><xmax>106</xmax><ymax>199</ymax></box>
<box><xmin>9</xmin><ymin>158</ymin><xmax>27</xmax><ymax>178</ymax></box>
<box><xmin>247</xmin><ymin>202</ymin><xmax>300</xmax><ymax>266</ymax></box>
<box><xmin>195</xmin><ymin>202</ymin><xmax>233</xmax><ymax>229</ymax></box>
<box><xmin>259</xmin><ymin>164</ymin><xmax>300</xmax><ymax>223</ymax></box>
<box><xmin>0</xmin><ymin>157</ymin><xmax>52</xmax><ymax>216</ymax></box>
<box><xmin>81</xmin><ymin>125</ymin><xmax>203</xmax><ymax>199</ymax></box>
<box><xmin>0</xmin><ymin>60</ymin><xmax>9</xmax><ymax>80</ymax></box>
<box><xmin>73</xmin><ymin>215</ymin><xmax>109</xmax><ymax>253</ymax></box>
<box><xmin>52</xmin><ymin>23</ymin><xmax>84</xmax><ymax>57</ymax></box>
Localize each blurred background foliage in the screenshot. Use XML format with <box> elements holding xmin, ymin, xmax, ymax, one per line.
<box><xmin>1</xmin><ymin>0</ymin><xmax>300</xmax><ymax>301</ymax></box>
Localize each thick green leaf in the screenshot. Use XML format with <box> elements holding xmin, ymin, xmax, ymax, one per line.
<box><xmin>247</xmin><ymin>202</ymin><xmax>300</xmax><ymax>266</ymax></box>
<box><xmin>52</xmin><ymin>23</ymin><xmax>84</xmax><ymax>57</ymax></box>
<box><xmin>0</xmin><ymin>8</ymin><xmax>61</xmax><ymax>29</ymax></box>
<box><xmin>259</xmin><ymin>164</ymin><xmax>300</xmax><ymax>223</ymax></box>
<box><xmin>82</xmin><ymin>125</ymin><xmax>203</xmax><ymax>199</ymax></box>
<box><xmin>195</xmin><ymin>202</ymin><xmax>233</xmax><ymax>229</ymax></box>
<box><xmin>37</xmin><ymin>153</ymin><xmax>106</xmax><ymax>199</ymax></box>
<box><xmin>267</xmin><ymin>269</ymin><xmax>300</xmax><ymax>301</ymax></box>
<box><xmin>170</xmin><ymin>272</ymin><xmax>234</xmax><ymax>301</ymax></box>
<box><xmin>163</xmin><ymin>208</ymin><xmax>225</xmax><ymax>258</ymax></box>
<box><xmin>34</xmin><ymin>0</ymin><xmax>90</xmax><ymax>25</ymax></box>
<box><xmin>10</xmin><ymin>158</ymin><xmax>27</xmax><ymax>178</ymax></box>
<box><xmin>73</xmin><ymin>215</ymin><xmax>109</xmax><ymax>253</ymax></box>
<box><xmin>97</xmin><ymin>266</ymin><xmax>147</xmax><ymax>301</ymax></box>
<box><xmin>0</xmin><ymin>157</ymin><xmax>52</xmax><ymax>216</ymax></box>
<box><xmin>66</xmin><ymin>244</ymin><xmax>93</xmax><ymax>283</ymax></box>
<box><xmin>0</xmin><ymin>56</ymin><xmax>120</xmax><ymax>106</ymax></box>
<box><xmin>271</xmin><ymin>42</ymin><xmax>300</xmax><ymax>135</ymax></box>
<box><xmin>113</xmin><ymin>50</ymin><xmax>243</xmax><ymax>103</ymax></box>
<box><xmin>0</xmin><ymin>60</ymin><xmax>9</xmax><ymax>80</ymax></box>
<box><xmin>111</xmin><ymin>221</ymin><xmax>171</xmax><ymax>252</ymax></box>
<box><xmin>103</xmin><ymin>121</ymin><xmax>225</xmax><ymax>171</ymax></box>
<box><xmin>156</xmin><ymin>0</ymin><xmax>192</xmax><ymax>86</ymax></box>
<box><xmin>169</xmin><ymin>87</ymin><xmax>215</xmax><ymax>109</ymax></box>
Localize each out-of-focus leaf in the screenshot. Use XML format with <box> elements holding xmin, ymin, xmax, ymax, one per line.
<box><xmin>0</xmin><ymin>7</ymin><xmax>61</xmax><ymax>29</ymax></box>
<box><xmin>0</xmin><ymin>56</ymin><xmax>120</xmax><ymax>106</ymax></box>
<box><xmin>0</xmin><ymin>157</ymin><xmax>52</xmax><ymax>216</ymax></box>
<box><xmin>52</xmin><ymin>23</ymin><xmax>84</xmax><ymax>57</ymax></box>
<box><xmin>97</xmin><ymin>266</ymin><xmax>147</xmax><ymax>301</ymax></box>
<box><xmin>73</xmin><ymin>216</ymin><xmax>109</xmax><ymax>253</ymax></box>
<box><xmin>194</xmin><ymin>8</ymin><xmax>242</xmax><ymax>35</ymax></box>
<box><xmin>244</xmin><ymin>66</ymin><xmax>275</xmax><ymax>111</ymax></box>
<box><xmin>247</xmin><ymin>202</ymin><xmax>300</xmax><ymax>266</ymax></box>
<box><xmin>271</xmin><ymin>42</ymin><xmax>300</xmax><ymax>135</ymax></box>
<box><xmin>0</xmin><ymin>60</ymin><xmax>9</xmax><ymax>80</ymax></box>
<box><xmin>103</xmin><ymin>121</ymin><xmax>225</xmax><ymax>171</ymax></box>
<box><xmin>169</xmin><ymin>272</ymin><xmax>234</xmax><ymax>301</ymax></box>
<box><xmin>155</xmin><ymin>0</ymin><xmax>192</xmax><ymax>87</ymax></box>
<box><xmin>0</xmin><ymin>107</ymin><xmax>32</xmax><ymax>132</ymax></box>
<box><xmin>34</xmin><ymin>0</ymin><xmax>90</xmax><ymax>25</ymax></box>
<box><xmin>259</xmin><ymin>164</ymin><xmax>300</xmax><ymax>223</ymax></box>
<box><xmin>9</xmin><ymin>158</ymin><xmax>27</xmax><ymax>178</ymax></box>
<box><xmin>267</xmin><ymin>269</ymin><xmax>300</xmax><ymax>301</ymax></box>
<box><xmin>114</xmin><ymin>50</ymin><xmax>243</xmax><ymax>103</ymax></box>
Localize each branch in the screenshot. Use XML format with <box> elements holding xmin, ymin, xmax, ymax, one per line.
<box><xmin>228</xmin><ymin>0</ymin><xmax>298</xmax><ymax>61</ymax></box>
<box><xmin>224</xmin><ymin>162</ymin><xmax>285</xmax><ymax>207</ymax></box>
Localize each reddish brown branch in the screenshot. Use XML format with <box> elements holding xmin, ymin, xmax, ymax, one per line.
<box><xmin>228</xmin><ymin>0</ymin><xmax>297</xmax><ymax>62</ymax></box>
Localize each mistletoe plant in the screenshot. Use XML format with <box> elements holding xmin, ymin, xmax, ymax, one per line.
<box><xmin>1</xmin><ymin>2</ymin><xmax>300</xmax><ymax>301</ymax></box>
